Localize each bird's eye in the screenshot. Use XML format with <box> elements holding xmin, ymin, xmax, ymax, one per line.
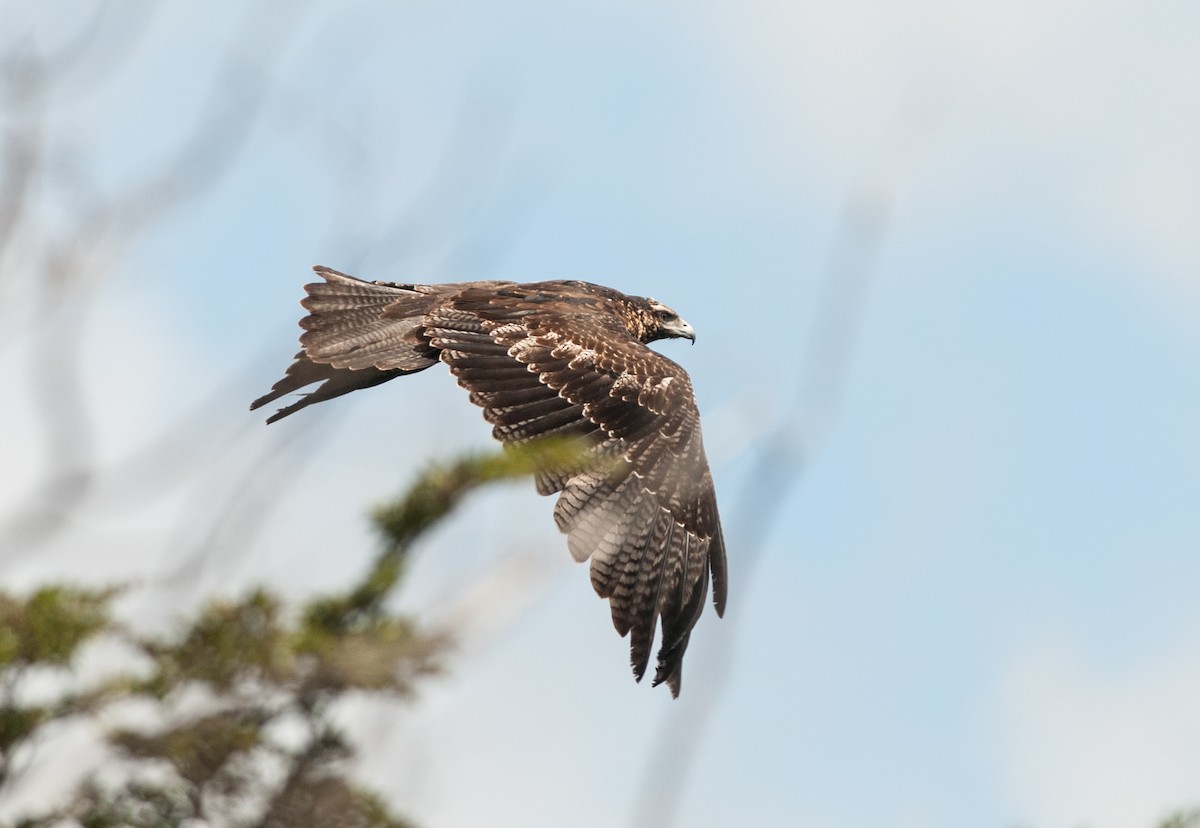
<box><xmin>655</xmin><ymin>309</ymin><xmax>675</xmax><ymax>320</ymax></box>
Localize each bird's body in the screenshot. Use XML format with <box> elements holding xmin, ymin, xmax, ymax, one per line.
<box><xmin>254</xmin><ymin>266</ymin><xmax>726</xmax><ymax>695</ymax></box>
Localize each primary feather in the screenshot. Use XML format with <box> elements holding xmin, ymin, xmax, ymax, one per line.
<box><xmin>253</xmin><ymin>266</ymin><xmax>727</xmax><ymax>696</ymax></box>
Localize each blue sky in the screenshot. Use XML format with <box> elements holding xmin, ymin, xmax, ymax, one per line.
<box><xmin>3</xmin><ymin>2</ymin><xmax>1199</xmax><ymax>826</ymax></box>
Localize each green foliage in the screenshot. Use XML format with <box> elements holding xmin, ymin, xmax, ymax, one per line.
<box><xmin>371</xmin><ymin>438</ymin><xmax>595</xmax><ymax>550</ymax></box>
<box><xmin>59</xmin><ymin>780</ymin><xmax>196</xmax><ymax>828</ymax></box>
<box><xmin>0</xmin><ymin>444</ymin><xmax>564</xmax><ymax>828</ymax></box>
<box><xmin>0</xmin><ymin>586</ymin><xmax>116</xmax><ymax>787</ymax></box>
<box><xmin>0</xmin><ymin>706</ymin><xmax>47</xmax><ymax>764</ymax></box>
<box><xmin>258</xmin><ymin>775</ymin><xmax>415</xmax><ymax>828</ymax></box>
<box><xmin>294</xmin><ymin>614</ymin><xmax>446</xmax><ymax>698</ymax></box>
<box><xmin>1161</xmin><ymin>808</ymin><xmax>1200</xmax><ymax>828</ymax></box>
<box><xmin>139</xmin><ymin>590</ymin><xmax>292</xmax><ymax>696</ymax></box>
<box><xmin>110</xmin><ymin>711</ymin><xmax>264</xmax><ymax>789</ymax></box>
<box><xmin>0</xmin><ymin>586</ymin><xmax>114</xmax><ymax>667</ymax></box>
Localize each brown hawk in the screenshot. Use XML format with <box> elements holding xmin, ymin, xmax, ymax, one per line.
<box><xmin>253</xmin><ymin>266</ymin><xmax>726</xmax><ymax>695</ymax></box>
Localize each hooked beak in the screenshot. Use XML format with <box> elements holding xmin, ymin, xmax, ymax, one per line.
<box><xmin>662</xmin><ymin>317</ymin><xmax>696</xmax><ymax>343</ymax></box>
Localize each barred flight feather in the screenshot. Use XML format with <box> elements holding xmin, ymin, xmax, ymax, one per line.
<box><xmin>253</xmin><ymin>265</ymin><xmax>726</xmax><ymax>696</ymax></box>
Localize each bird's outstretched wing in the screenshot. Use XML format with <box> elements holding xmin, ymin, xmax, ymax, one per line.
<box><xmin>254</xmin><ymin>268</ymin><xmax>726</xmax><ymax>695</ymax></box>
<box><xmin>426</xmin><ymin>285</ymin><xmax>726</xmax><ymax>695</ymax></box>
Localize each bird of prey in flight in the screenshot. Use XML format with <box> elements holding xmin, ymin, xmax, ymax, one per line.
<box><xmin>253</xmin><ymin>266</ymin><xmax>726</xmax><ymax>695</ymax></box>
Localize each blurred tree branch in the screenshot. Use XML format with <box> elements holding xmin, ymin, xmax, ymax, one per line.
<box><xmin>0</xmin><ymin>9</ymin><xmax>547</xmax><ymax>824</ymax></box>
<box><xmin>0</xmin><ymin>1</ymin><xmax>311</xmax><ymax>557</ymax></box>
<box><xmin>0</xmin><ymin>443</ymin><xmax>559</xmax><ymax>827</ymax></box>
<box><xmin>631</xmin><ymin>89</ymin><xmax>947</xmax><ymax>828</ymax></box>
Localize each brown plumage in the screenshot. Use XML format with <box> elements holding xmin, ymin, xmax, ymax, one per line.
<box><xmin>252</xmin><ymin>265</ymin><xmax>727</xmax><ymax>696</ymax></box>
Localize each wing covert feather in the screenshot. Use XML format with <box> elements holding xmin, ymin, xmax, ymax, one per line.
<box><xmin>428</xmin><ymin>293</ymin><xmax>725</xmax><ymax>695</ymax></box>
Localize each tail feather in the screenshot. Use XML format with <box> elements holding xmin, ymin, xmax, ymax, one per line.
<box><xmin>252</xmin><ymin>266</ymin><xmax>446</xmax><ymax>422</ymax></box>
<box><xmin>250</xmin><ymin>353</ymin><xmax>414</xmax><ymax>423</ymax></box>
<box><xmin>298</xmin><ymin>266</ymin><xmax>443</xmax><ymax>370</ymax></box>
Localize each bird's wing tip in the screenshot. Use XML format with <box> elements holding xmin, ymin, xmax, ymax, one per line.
<box><xmin>311</xmin><ymin>264</ymin><xmax>353</xmax><ymax>282</ymax></box>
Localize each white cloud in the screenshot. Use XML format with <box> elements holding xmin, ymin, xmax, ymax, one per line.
<box><xmin>988</xmin><ymin>624</ymin><xmax>1200</xmax><ymax>827</ymax></box>
<box><xmin>699</xmin><ymin>0</ymin><xmax>1200</xmax><ymax>310</ymax></box>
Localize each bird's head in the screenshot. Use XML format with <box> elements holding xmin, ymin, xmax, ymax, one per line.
<box><xmin>639</xmin><ymin>297</ymin><xmax>696</xmax><ymax>344</ymax></box>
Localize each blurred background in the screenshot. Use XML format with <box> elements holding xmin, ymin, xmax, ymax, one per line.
<box><xmin>2</xmin><ymin>1</ymin><xmax>1199</xmax><ymax>826</ymax></box>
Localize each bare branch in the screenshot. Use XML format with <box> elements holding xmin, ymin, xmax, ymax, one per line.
<box><xmin>631</xmin><ymin>89</ymin><xmax>947</xmax><ymax>827</ymax></box>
